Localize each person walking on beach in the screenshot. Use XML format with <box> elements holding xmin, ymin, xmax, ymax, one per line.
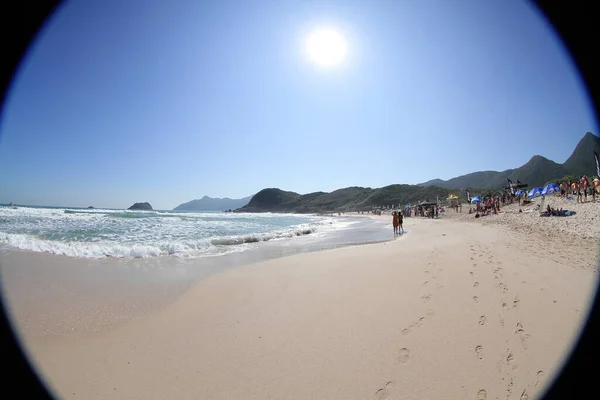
<box><xmin>392</xmin><ymin>211</ymin><xmax>399</xmax><ymax>234</ymax></box>
<box><xmin>398</xmin><ymin>211</ymin><xmax>404</xmax><ymax>233</ymax></box>
<box><xmin>581</xmin><ymin>176</ymin><xmax>589</xmax><ymax>203</ymax></box>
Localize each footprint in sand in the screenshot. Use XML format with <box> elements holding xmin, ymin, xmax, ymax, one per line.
<box><xmin>479</xmin><ymin>316</ymin><xmax>487</xmax><ymax>326</ymax></box>
<box><xmin>501</xmin><ymin>302</ymin><xmax>508</xmax><ymax>309</ymax></box>
<box><xmin>493</xmin><ymin>267</ymin><xmax>503</xmax><ymax>279</ymax></box>
<box><xmin>497</xmin><ymin>283</ymin><xmax>509</xmax><ymax>293</ymax></box>
<box><xmin>534</xmin><ymin>371</ymin><xmax>545</xmax><ymax>388</ymax></box>
<box><xmin>473</xmin><ymin>282</ymin><xmax>480</xmax><ymax>288</ymax></box>
<box><xmin>423</xmin><ymin>281</ymin><xmax>429</xmax><ymax>286</ymax></box>
<box><xmin>397</xmin><ymin>348</ymin><xmax>410</xmax><ymax>364</ymax></box>
<box><xmin>476</xmin><ymin>389</ymin><xmax>487</xmax><ymax>400</ymax></box>
<box><xmin>473</xmin><ymin>296</ymin><xmax>479</xmax><ymax>303</ymax></box>
<box><xmin>475</xmin><ymin>345</ymin><xmax>483</xmax><ymax>360</ymax></box>
<box><xmin>520</xmin><ymin>390</ymin><xmax>529</xmax><ymax>400</ymax></box>
<box><xmin>499</xmin><ymin>315</ymin><xmax>505</xmax><ymax>327</ymax></box>
<box><xmin>421</xmin><ymin>294</ymin><xmax>432</xmax><ymax>303</ymax></box>
<box><xmin>402</xmin><ymin>314</ymin><xmax>431</xmax><ymax>335</ymax></box>
<box><xmin>506</xmin><ymin>352</ymin><xmax>515</xmax><ymax>364</ymax></box>
<box><xmin>515</xmin><ymin>322</ymin><xmax>531</xmax><ymax>349</ymax></box>
<box><xmin>506</xmin><ymin>351</ymin><xmax>518</xmax><ymax>370</ymax></box>
<box><xmin>469</xmin><ymin>271</ymin><xmax>474</xmax><ymax>276</ymax></box>
<box><xmin>374</xmin><ymin>381</ymin><xmax>397</xmax><ymax>399</ymax></box>
<box><xmin>513</xmin><ymin>295</ymin><xmax>520</xmax><ymax>308</ymax></box>
<box><xmin>515</xmin><ymin>322</ymin><xmax>524</xmax><ymax>333</ymax></box>
<box><xmin>506</xmin><ymin>377</ymin><xmax>514</xmax><ymax>398</ymax></box>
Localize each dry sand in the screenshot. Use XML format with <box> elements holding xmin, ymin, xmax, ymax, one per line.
<box><xmin>2</xmin><ymin>213</ymin><xmax>599</xmax><ymax>400</ymax></box>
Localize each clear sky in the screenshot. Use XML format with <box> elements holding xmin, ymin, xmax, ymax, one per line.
<box><xmin>0</xmin><ymin>0</ymin><xmax>597</xmax><ymax>210</ymax></box>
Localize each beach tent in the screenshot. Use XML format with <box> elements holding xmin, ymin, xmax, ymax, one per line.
<box><xmin>528</xmin><ymin>187</ymin><xmax>543</xmax><ymax>199</ymax></box>
<box><xmin>541</xmin><ymin>183</ymin><xmax>560</xmax><ymax>196</ymax></box>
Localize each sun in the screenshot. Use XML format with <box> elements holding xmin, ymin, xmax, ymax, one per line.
<box><xmin>305</xmin><ymin>28</ymin><xmax>348</xmax><ymax>68</ymax></box>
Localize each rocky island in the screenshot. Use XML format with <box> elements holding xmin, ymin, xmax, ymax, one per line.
<box><xmin>127</xmin><ymin>202</ymin><xmax>153</xmax><ymax>211</ymax></box>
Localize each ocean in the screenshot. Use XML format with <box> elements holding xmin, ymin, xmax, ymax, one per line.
<box><xmin>0</xmin><ymin>205</ymin><xmax>394</xmax><ymax>260</ymax></box>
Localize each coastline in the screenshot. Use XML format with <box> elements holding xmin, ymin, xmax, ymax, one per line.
<box><xmin>2</xmin><ymin>215</ymin><xmax>598</xmax><ymax>399</ymax></box>
<box><xmin>1</xmin><ymin>214</ymin><xmax>394</xmax><ymax>339</ymax></box>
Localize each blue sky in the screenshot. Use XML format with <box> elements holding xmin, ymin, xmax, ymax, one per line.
<box><xmin>0</xmin><ymin>0</ymin><xmax>597</xmax><ymax>210</ymax></box>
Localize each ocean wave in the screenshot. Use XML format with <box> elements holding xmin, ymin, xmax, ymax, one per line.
<box><xmin>210</xmin><ymin>224</ymin><xmax>319</xmax><ymax>246</ymax></box>
<box><xmin>0</xmin><ymin>213</ymin><xmax>344</xmax><ymax>259</ymax></box>
<box><xmin>105</xmin><ymin>211</ymin><xmax>167</xmax><ymax>219</ymax></box>
<box><xmin>0</xmin><ymin>222</ymin><xmax>326</xmax><ymax>259</ymax></box>
<box><xmin>0</xmin><ymin>232</ymin><xmax>246</xmax><ymax>259</ymax></box>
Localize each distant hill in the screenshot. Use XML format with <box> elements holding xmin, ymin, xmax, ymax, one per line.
<box><xmin>236</xmin><ymin>185</ymin><xmax>453</xmax><ymax>214</ymax></box>
<box><xmin>419</xmin><ymin>132</ymin><xmax>599</xmax><ymax>190</ymax></box>
<box><xmin>173</xmin><ymin>195</ymin><xmax>253</xmax><ymax>211</ymax></box>
<box><xmin>562</xmin><ymin>132</ymin><xmax>600</xmax><ymax>177</ymax></box>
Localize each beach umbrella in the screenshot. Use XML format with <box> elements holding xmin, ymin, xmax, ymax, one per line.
<box><xmin>527</xmin><ymin>187</ymin><xmax>543</xmax><ymax>199</ymax></box>
<box><xmin>515</xmin><ymin>189</ymin><xmax>526</xmax><ymax>197</ymax></box>
<box><xmin>471</xmin><ymin>196</ymin><xmax>481</xmax><ymax>203</ymax></box>
<box><xmin>541</xmin><ymin>183</ymin><xmax>560</xmax><ymax>196</ymax></box>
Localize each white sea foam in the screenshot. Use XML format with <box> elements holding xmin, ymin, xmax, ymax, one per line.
<box><xmin>0</xmin><ymin>206</ymin><xmax>347</xmax><ymax>259</ymax></box>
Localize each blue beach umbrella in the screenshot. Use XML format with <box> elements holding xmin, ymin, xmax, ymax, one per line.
<box><xmin>515</xmin><ymin>189</ymin><xmax>526</xmax><ymax>197</ymax></box>
<box><xmin>542</xmin><ymin>183</ymin><xmax>560</xmax><ymax>196</ymax></box>
<box><xmin>471</xmin><ymin>196</ymin><xmax>481</xmax><ymax>203</ymax></box>
<box><xmin>528</xmin><ymin>187</ymin><xmax>543</xmax><ymax>199</ymax></box>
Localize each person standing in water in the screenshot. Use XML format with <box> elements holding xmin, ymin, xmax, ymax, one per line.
<box><xmin>392</xmin><ymin>211</ymin><xmax>399</xmax><ymax>234</ymax></box>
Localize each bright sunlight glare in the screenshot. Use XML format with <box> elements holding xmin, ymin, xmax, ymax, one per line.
<box><xmin>305</xmin><ymin>28</ymin><xmax>348</xmax><ymax>68</ymax></box>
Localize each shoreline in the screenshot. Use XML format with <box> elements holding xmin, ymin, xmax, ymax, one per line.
<box><xmin>1</xmin><ymin>215</ymin><xmax>396</xmax><ymax>340</ymax></box>
<box><xmin>2</xmin><ymin>216</ymin><xmax>598</xmax><ymax>399</ymax></box>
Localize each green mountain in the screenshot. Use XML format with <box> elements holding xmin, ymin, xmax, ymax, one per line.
<box><xmin>237</xmin><ymin>185</ymin><xmax>453</xmax><ymax>214</ymax></box>
<box><xmin>173</xmin><ymin>195</ymin><xmax>253</xmax><ymax>211</ymax></box>
<box><xmin>234</xmin><ymin>132</ymin><xmax>598</xmax><ymax>214</ymax></box>
<box><xmin>562</xmin><ymin>132</ymin><xmax>600</xmax><ymax>177</ymax></box>
<box><xmin>419</xmin><ymin>132</ymin><xmax>598</xmax><ymax>190</ymax></box>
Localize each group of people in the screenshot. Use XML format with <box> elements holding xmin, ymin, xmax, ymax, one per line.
<box><xmin>412</xmin><ymin>205</ymin><xmax>438</xmax><ymax>218</ymax></box>
<box><xmin>469</xmin><ymin>196</ymin><xmax>501</xmax><ymax>215</ymax></box>
<box><xmin>559</xmin><ymin>175</ymin><xmax>597</xmax><ymax>203</ymax></box>
<box><xmin>392</xmin><ymin>211</ymin><xmax>404</xmax><ymax>234</ymax></box>
<box><xmin>543</xmin><ymin>204</ymin><xmax>570</xmax><ymax>217</ymax></box>
<box><xmin>449</xmin><ymin>201</ymin><xmax>462</xmax><ymax>212</ymax></box>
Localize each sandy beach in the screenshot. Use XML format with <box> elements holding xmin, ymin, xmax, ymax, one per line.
<box><xmin>2</xmin><ymin>211</ymin><xmax>599</xmax><ymax>399</ymax></box>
